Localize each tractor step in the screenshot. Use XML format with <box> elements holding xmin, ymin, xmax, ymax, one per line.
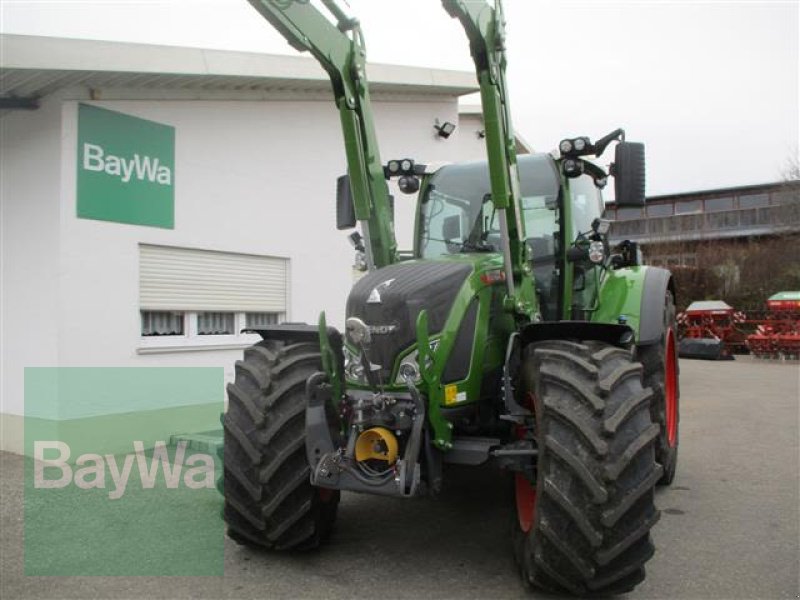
<box><xmin>443</xmin><ymin>437</ymin><xmax>538</xmax><ymax>466</ymax></box>
<box><xmin>444</xmin><ymin>437</ymin><xmax>501</xmax><ymax>466</ymax></box>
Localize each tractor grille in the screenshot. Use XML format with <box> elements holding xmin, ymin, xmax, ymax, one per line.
<box><xmin>346</xmin><ymin>261</ymin><xmax>472</xmax><ymax>380</ymax></box>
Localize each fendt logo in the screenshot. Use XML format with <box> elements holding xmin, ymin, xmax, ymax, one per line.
<box><xmin>77</xmin><ymin>104</ymin><xmax>175</xmax><ymax>229</ymax></box>
<box><xmin>82</xmin><ymin>143</ymin><xmax>172</xmax><ymax>186</ymax></box>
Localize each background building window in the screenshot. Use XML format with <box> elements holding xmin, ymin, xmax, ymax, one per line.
<box><xmin>739</xmin><ymin>193</ymin><xmax>769</xmax><ymax>208</ymax></box>
<box><xmin>139</xmin><ymin>244</ymin><xmax>289</xmax><ymax>349</ymax></box>
<box><xmin>704</xmin><ymin>197</ymin><xmax>733</xmax><ymax>212</ymax></box>
<box><xmin>141</xmin><ymin>311</ymin><xmax>184</xmax><ymax>336</ymax></box>
<box><xmin>197</xmin><ymin>312</ymin><xmax>235</xmax><ymax>335</ymax></box>
<box><xmin>675</xmin><ymin>199</ymin><xmax>702</xmax><ymax>214</ymax></box>
<box><xmin>139</xmin><ymin>311</ymin><xmax>285</xmax><ymax>341</ymax></box>
<box><xmin>646</xmin><ymin>203</ymin><xmax>673</xmax><ymax>217</ymax></box>
<box><xmin>616</xmin><ymin>207</ymin><xmax>644</xmax><ymax>221</ymax></box>
<box><xmin>246</xmin><ymin>312</ymin><xmax>281</xmax><ymax>328</ymax></box>
<box><xmin>771</xmin><ymin>190</ymin><xmax>797</xmax><ymax>205</ymax></box>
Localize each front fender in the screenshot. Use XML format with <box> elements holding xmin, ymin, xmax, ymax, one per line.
<box><xmin>592</xmin><ymin>266</ymin><xmax>675</xmax><ymax>345</ymax></box>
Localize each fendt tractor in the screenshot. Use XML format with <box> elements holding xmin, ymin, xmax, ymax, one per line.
<box><xmin>221</xmin><ymin>0</ymin><xmax>680</xmax><ymax>595</ymax></box>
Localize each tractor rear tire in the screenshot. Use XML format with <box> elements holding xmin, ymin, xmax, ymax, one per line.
<box><xmin>513</xmin><ymin>340</ymin><xmax>661</xmax><ymax>596</ymax></box>
<box><xmin>222</xmin><ymin>339</ymin><xmax>339</xmax><ymax>549</ymax></box>
<box><xmin>638</xmin><ymin>291</ymin><xmax>680</xmax><ymax>485</ymax></box>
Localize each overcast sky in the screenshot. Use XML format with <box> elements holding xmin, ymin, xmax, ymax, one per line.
<box><xmin>2</xmin><ymin>0</ymin><xmax>798</xmax><ymax>195</ymax></box>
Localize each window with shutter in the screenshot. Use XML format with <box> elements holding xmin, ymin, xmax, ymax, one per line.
<box><xmin>138</xmin><ymin>244</ymin><xmax>288</xmax><ymax>352</ymax></box>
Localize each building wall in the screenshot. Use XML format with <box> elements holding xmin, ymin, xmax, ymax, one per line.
<box><xmin>451</xmin><ymin>113</ymin><xmax>489</xmax><ymax>163</ymax></box>
<box><xmin>1</xmin><ymin>90</ymin><xmax>463</xmax><ymax>449</ymax></box>
<box><xmin>607</xmin><ymin>182</ymin><xmax>799</xmax><ymax>245</ymax></box>
<box><xmin>1</xmin><ymin>96</ymin><xmax>63</xmax><ymax>449</ymax></box>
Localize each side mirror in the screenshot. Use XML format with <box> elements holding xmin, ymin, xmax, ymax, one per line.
<box><xmin>336</xmin><ymin>175</ymin><xmax>356</xmax><ymax>230</ymax></box>
<box><xmin>614</xmin><ymin>142</ymin><xmax>646</xmax><ymax>207</ymax></box>
<box><xmin>442</xmin><ymin>214</ymin><xmax>461</xmax><ymax>240</ymax></box>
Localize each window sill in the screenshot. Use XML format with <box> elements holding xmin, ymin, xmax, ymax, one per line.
<box><xmin>137</xmin><ymin>336</ymin><xmax>260</xmax><ymax>354</ymax></box>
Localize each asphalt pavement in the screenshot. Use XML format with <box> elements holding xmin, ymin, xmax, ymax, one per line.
<box><xmin>1</xmin><ymin>356</ymin><xmax>798</xmax><ymax>599</ymax></box>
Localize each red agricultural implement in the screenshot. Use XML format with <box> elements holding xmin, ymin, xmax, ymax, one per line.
<box><xmin>677</xmin><ymin>301</ymin><xmax>746</xmax><ymax>359</ymax></box>
<box><xmin>745</xmin><ymin>292</ymin><xmax>800</xmax><ymax>359</ymax></box>
<box><xmin>677</xmin><ymin>292</ymin><xmax>800</xmax><ymax>359</ymax></box>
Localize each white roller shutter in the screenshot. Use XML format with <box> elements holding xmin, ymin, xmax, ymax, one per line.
<box><xmin>139</xmin><ymin>244</ymin><xmax>288</xmax><ymax>312</ymax></box>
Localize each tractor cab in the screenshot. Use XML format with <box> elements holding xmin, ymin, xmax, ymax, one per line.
<box><xmin>415</xmin><ymin>153</ymin><xmax>605</xmax><ymax>321</ymax></box>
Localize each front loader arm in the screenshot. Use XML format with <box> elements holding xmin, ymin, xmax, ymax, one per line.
<box><xmin>248</xmin><ymin>0</ymin><xmax>397</xmax><ymax>269</ymax></box>
<box><xmin>443</xmin><ymin>0</ymin><xmax>532</xmax><ymax>319</ymax></box>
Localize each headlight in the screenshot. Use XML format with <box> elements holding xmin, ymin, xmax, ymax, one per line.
<box><xmin>398</xmin><ymin>175</ymin><xmax>420</xmax><ymax>194</ymax></box>
<box><xmin>395</xmin><ymin>350</ymin><xmax>422</xmax><ymax>385</ymax></box>
<box><xmin>345</xmin><ymin>317</ymin><xmax>371</xmax><ymax>346</ymax></box>
<box><xmin>397</xmin><ymin>359</ymin><xmax>420</xmax><ymax>383</ymax></box>
<box><xmin>563</xmin><ymin>158</ymin><xmax>583</xmax><ymax>177</ymax></box>
<box><xmin>343</xmin><ymin>345</ymin><xmax>367</xmax><ymax>383</ymax></box>
<box><xmin>589</xmin><ymin>240</ymin><xmax>605</xmax><ymax>264</ymax></box>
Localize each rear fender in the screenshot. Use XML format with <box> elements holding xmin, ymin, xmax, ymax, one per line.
<box><xmin>591</xmin><ymin>266</ymin><xmax>675</xmax><ymax>345</ymax></box>
<box><xmin>519</xmin><ymin>321</ymin><xmax>635</xmax><ymax>349</ymax></box>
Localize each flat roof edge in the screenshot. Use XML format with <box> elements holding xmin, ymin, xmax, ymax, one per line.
<box><xmin>0</xmin><ymin>33</ymin><xmax>478</xmax><ymax>94</ymax></box>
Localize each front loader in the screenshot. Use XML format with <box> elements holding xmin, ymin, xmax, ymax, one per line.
<box><xmin>221</xmin><ymin>0</ymin><xmax>680</xmax><ymax>595</ymax></box>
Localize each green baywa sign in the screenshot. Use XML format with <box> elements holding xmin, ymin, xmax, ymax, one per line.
<box><xmin>77</xmin><ymin>104</ymin><xmax>175</xmax><ymax>229</ymax></box>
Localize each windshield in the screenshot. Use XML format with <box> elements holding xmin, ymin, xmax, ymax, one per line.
<box><xmin>418</xmin><ymin>155</ymin><xmax>562</xmax><ymax>259</ymax></box>
<box><xmin>418</xmin><ymin>188</ymin><xmax>497</xmax><ymax>255</ymax></box>
<box><xmin>418</xmin><ymin>155</ymin><xmax>604</xmax><ymax>258</ymax></box>
<box><xmin>418</xmin><ymin>162</ymin><xmax>497</xmax><ymax>257</ymax></box>
<box><xmin>418</xmin><ymin>154</ymin><xmax>604</xmax><ymax>320</ymax></box>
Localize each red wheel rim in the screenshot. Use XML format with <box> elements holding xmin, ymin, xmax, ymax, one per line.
<box><xmin>515</xmin><ymin>473</ymin><xmax>537</xmax><ymax>533</ymax></box>
<box><xmin>665</xmin><ymin>328</ymin><xmax>678</xmax><ymax>448</ymax></box>
<box><xmin>515</xmin><ymin>392</ymin><xmax>538</xmax><ymax>533</ymax></box>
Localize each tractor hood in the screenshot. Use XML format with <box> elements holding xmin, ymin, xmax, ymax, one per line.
<box><xmin>345</xmin><ymin>260</ymin><xmax>474</xmax><ymax>379</ymax></box>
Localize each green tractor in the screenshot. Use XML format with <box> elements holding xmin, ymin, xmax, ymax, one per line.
<box><xmin>222</xmin><ymin>0</ymin><xmax>679</xmax><ymax>595</ymax></box>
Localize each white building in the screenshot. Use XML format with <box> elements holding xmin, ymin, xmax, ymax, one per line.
<box><xmin>455</xmin><ymin>104</ymin><xmax>534</xmax><ymax>162</ymax></box>
<box><xmin>0</xmin><ymin>35</ymin><xmax>533</xmax><ymax>454</ymax></box>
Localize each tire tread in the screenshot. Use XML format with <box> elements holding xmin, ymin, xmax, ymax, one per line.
<box><xmin>222</xmin><ymin>339</ymin><xmax>339</xmax><ymax>549</ymax></box>
<box><xmin>514</xmin><ymin>340</ymin><xmax>661</xmax><ymax>595</ymax></box>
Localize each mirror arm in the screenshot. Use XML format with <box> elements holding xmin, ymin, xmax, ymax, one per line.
<box><xmin>594</xmin><ymin>128</ymin><xmax>625</xmax><ymax>157</ymax></box>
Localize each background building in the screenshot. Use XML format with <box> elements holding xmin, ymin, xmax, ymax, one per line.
<box><xmin>606</xmin><ymin>180</ymin><xmax>800</xmax><ymax>308</ymax></box>
<box><xmin>607</xmin><ymin>181</ymin><xmax>800</xmax><ymax>261</ymax></box>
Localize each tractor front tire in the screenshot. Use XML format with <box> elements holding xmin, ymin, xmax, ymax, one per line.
<box><xmin>638</xmin><ymin>291</ymin><xmax>680</xmax><ymax>485</ymax></box>
<box><xmin>513</xmin><ymin>340</ymin><xmax>661</xmax><ymax>596</ymax></box>
<box><xmin>222</xmin><ymin>339</ymin><xmax>339</xmax><ymax>549</ymax></box>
